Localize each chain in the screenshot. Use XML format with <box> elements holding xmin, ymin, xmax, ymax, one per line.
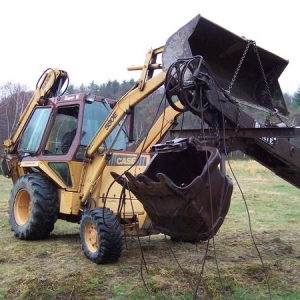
<box><xmin>214</xmin><ymin>121</ymin><xmax>221</xmax><ymax>148</ymax></box>
<box><xmin>227</xmin><ymin>39</ymin><xmax>254</xmax><ymax>94</ymax></box>
<box><xmin>252</xmin><ymin>43</ymin><xmax>275</xmax><ymax>110</ymax></box>
<box><xmin>252</xmin><ymin>42</ymin><xmax>285</xmax><ymax>123</ymax></box>
<box><xmin>228</xmin><ymin>39</ymin><xmax>283</xmax><ymax>123</ymax></box>
<box><xmin>225</xmin><ymin>39</ymin><xmax>251</xmax><ymax>152</ymax></box>
<box><xmin>235</xmin><ymin>102</ymin><xmax>242</xmax><ymax>132</ymax></box>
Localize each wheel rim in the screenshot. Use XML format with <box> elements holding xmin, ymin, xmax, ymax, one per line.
<box><xmin>84</xmin><ymin>220</ymin><xmax>99</xmax><ymax>253</ymax></box>
<box><xmin>14</xmin><ymin>189</ymin><xmax>30</xmax><ymax>225</ymax></box>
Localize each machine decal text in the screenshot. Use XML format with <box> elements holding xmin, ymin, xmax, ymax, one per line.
<box><xmin>108</xmin><ymin>154</ymin><xmax>147</xmax><ymax>166</ymax></box>
<box><xmin>105</xmin><ymin>112</ymin><xmax>118</xmax><ymax>130</ymax></box>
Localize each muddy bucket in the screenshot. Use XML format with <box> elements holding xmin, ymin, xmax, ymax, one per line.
<box><xmin>163</xmin><ymin>14</ymin><xmax>289</xmax><ymax>115</ymax></box>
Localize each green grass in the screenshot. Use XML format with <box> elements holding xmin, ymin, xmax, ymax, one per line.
<box><xmin>0</xmin><ymin>160</ymin><xmax>300</xmax><ymax>299</ymax></box>
<box><xmin>223</xmin><ymin>160</ymin><xmax>300</xmax><ymax>232</ymax></box>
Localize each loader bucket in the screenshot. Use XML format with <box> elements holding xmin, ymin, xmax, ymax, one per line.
<box><xmin>163</xmin><ymin>14</ymin><xmax>289</xmax><ymax>115</ymax></box>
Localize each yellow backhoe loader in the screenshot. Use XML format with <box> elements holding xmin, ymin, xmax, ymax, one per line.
<box><xmin>1</xmin><ymin>15</ymin><xmax>298</xmax><ymax>264</ymax></box>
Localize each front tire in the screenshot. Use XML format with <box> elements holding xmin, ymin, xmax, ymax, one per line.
<box><xmin>9</xmin><ymin>173</ymin><xmax>58</xmax><ymax>240</ymax></box>
<box><xmin>80</xmin><ymin>208</ymin><xmax>123</xmax><ymax>264</ymax></box>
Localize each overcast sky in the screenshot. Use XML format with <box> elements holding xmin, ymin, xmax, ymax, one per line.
<box><xmin>0</xmin><ymin>0</ymin><xmax>299</xmax><ymax>94</ymax></box>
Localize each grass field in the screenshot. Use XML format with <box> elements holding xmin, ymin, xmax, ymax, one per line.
<box><xmin>0</xmin><ymin>160</ymin><xmax>300</xmax><ymax>299</ymax></box>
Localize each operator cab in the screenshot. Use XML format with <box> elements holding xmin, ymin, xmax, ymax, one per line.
<box><xmin>19</xmin><ymin>93</ymin><xmax>129</xmax><ymax>159</ymax></box>
<box><xmin>18</xmin><ymin>93</ymin><xmax>130</xmax><ymax>187</ymax></box>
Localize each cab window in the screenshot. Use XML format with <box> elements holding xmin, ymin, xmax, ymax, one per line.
<box><xmin>79</xmin><ymin>101</ymin><xmax>128</xmax><ymax>151</ymax></box>
<box><xmin>19</xmin><ymin>107</ymin><xmax>52</xmax><ymax>153</ymax></box>
<box><xmin>44</xmin><ymin>106</ymin><xmax>79</xmax><ymax>154</ymax></box>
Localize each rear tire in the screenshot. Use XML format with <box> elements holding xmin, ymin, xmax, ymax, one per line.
<box><xmin>80</xmin><ymin>207</ymin><xmax>123</xmax><ymax>264</ymax></box>
<box><xmin>9</xmin><ymin>173</ymin><xmax>58</xmax><ymax>240</ymax></box>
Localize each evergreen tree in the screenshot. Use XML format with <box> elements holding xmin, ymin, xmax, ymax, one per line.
<box><xmin>293</xmin><ymin>85</ymin><xmax>300</xmax><ymax>106</ymax></box>
<box><xmin>66</xmin><ymin>84</ymin><xmax>76</xmax><ymax>94</ymax></box>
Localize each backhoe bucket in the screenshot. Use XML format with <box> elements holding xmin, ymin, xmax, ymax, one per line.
<box><xmin>163</xmin><ymin>14</ymin><xmax>289</xmax><ymax>115</ymax></box>
<box><xmin>112</xmin><ymin>138</ymin><xmax>233</xmax><ymax>241</ymax></box>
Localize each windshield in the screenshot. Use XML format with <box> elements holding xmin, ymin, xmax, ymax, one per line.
<box><xmin>19</xmin><ymin>107</ymin><xmax>52</xmax><ymax>153</ymax></box>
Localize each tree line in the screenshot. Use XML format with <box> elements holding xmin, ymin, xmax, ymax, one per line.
<box><xmin>1</xmin><ymin>79</ymin><xmax>300</xmax><ymax>153</ymax></box>
<box><xmin>0</xmin><ymin>79</ymin><xmax>165</xmax><ymax>152</ymax></box>
<box><xmin>67</xmin><ymin>79</ymin><xmax>137</xmax><ymax>100</ymax></box>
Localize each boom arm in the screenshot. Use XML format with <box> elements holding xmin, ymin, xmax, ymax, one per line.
<box><xmin>135</xmin><ymin>103</ymin><xmax>183</xmax><ymax>153</ymax></box>
<box><xmin>3</xmin><ymin>68</ymin><xmax>69</xmax><ymax>153</ymax></box>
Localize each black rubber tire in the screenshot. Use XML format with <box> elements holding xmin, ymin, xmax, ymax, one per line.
<box><xmin>80</xmin><ymin>207</ymin><xmax>123</xmax><ymax>264</ymax></box>
<box><xmin>9</xmin><ymin>173</ymin><xmax>58</xmax><ymax>240</ymax></box>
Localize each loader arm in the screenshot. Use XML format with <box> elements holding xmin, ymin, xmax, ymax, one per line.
<box><xmin>135</xmin><ymin>103</ymin><xmax>183</xmax><ymax>153</ymax></box>
<box><xmin>85</xmin><ymin>46</ymin><xmax>165</xmax><ymax>158</ymax></box>
<box><xmin>76</xmin><ymin>47</ymin><xmax>166</xmax><ymax>202</ymax></box>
